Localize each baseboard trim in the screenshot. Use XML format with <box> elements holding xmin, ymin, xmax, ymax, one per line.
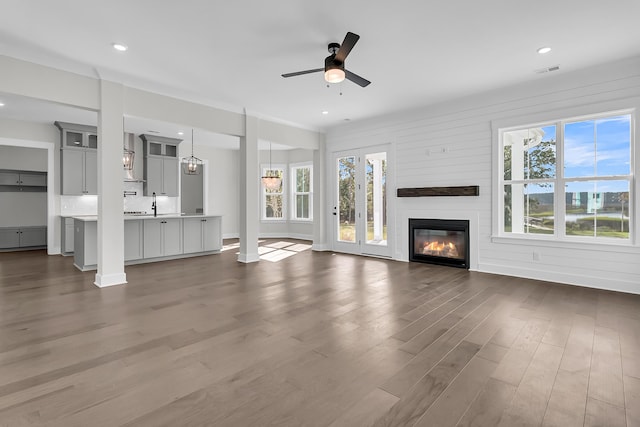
<box><xmin>237</xmin><ymin>253</ymin><xmax>260</xmax><ymax>263</ymax></box>
<box><xmin>94</xmin><ymin>272</ymin><xmax>127</xmax><ymax>288</ymax></box>
<box><xmin>258</xmin><ymin>233</ymin><xmax>313</xmax><ymax>241</ymax></box>
<box><xmin>478</xmin><ymin>262</ymin><xmax>640</xmax><ymax>295</ymax></box>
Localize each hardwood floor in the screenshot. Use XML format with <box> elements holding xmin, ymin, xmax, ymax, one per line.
<box><xmin>1</xmin><ymin>239</ymin><xmax>639</xmax><ymax>426</ymax></box>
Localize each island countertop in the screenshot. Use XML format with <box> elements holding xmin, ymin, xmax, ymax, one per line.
<box><xmin>73</xmin><ymin>214</ymin><xmax>222</xmax><ymax>222</ymax></box>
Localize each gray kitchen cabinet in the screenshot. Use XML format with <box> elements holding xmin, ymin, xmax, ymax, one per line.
<box><xmin>163</xmin><ymin>219</ymin><xmax>182</xmax><ymax>256</ymax></box>
<box><xmin>56</xmin><ymin>122</ymin><xmax>98</xmax><ymax>195</ymax></box>
<box><xmin>0</xmin><ymin>226</ymin><xmax>46</xmax><ymax>249</ymax></box>
<box><xmin>19</xmin><ymin>173</ymin><xmax>47</xmax><ymax>187</ymax></box>
<box><xmin>61</xmin><ymin>217</ymin><xmax>75</xmax><ymax>254</ymax></box>
<box><xmin>143</xmin><ymin>218</ymin><xmax>182</xmax><ymax>258</ymax></box>
<box><xmin>0</xmin><ymin>170</ymin><xmax>47</xmax><ymax>192</ymax></box>
<box><xmin>124</xmin><ymin>220</ymin><xmax>143</xmax><ymax>261</ymax></box>
<box><xmin>74</xmin><ymin>219</ymin><xmax>96</xmax><ymax>268</ymax></box>
<box><xmin>0</xmin><ymin>171</ymin><xmax>19</xmax><ymax>185</ymax></box>
<box><xmin>0</xmin><ymin>228</ymin><xmax>20</xmax><ymax>249</ymax></box>
<box><xmin>140</xmin><ymin>134</ymin><xmax>181</xmax><ymax>196</ymax></box>
<box><xmin>84</xmin><ymin>150</ymin><xmax>98</xmax><ymax>194</ymax></box>
<box><xmin>183</xmin><ymin>217</ymin><xmax>222</xmax><ymax>254</ymax></box>
<box><xmin>143</xmin><ymin>219</ymin><xmax>162</xmax><ymax>258</ymax></box>
<box><xmin>61</xmin><ymin>147</ymin><xmax>97</xmax><ymax>195</ymax></box>
<box><xmin>20</xmin><ymin>228</ymin><xmax>47</xmax><ymax>247</ymax></box>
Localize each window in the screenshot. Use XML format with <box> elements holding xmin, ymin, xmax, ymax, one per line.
<box><xmin>262</xmin><ymin>166</ymin><xmax>285</xmax><ymax>220</ymax></box>
<box><xmin>291</xmin><ymin>163</ymin><xmax>312</xmax><ymax>220</ymax></box>
<box><xmin>500</xmin><ymin>111</ymin><xmax>632</xmax><ymax>241</ymax></box>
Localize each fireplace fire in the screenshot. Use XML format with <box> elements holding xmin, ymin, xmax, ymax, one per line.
<box><xmin>409</xmin><ymin>218</ymin><xmax>470</xmax><ymax>268</ymax></box>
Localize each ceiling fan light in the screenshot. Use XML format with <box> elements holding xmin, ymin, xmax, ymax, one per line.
<box><xmin>325</xmin><ymin>68</ymin><xmax>345</xmax><ymax>84</ymax></box>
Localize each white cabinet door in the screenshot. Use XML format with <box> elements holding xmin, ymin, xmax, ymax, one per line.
<box><xmin>203</xmin><ymin>217</ymin><xmax>221</xmax><ymax>251</ymax></box>
<box><xmin>143</xmin><ymin>219</ymin><xmax>163</xmax><ymax>258</ymax></box>
<box><xmin>163</xmin><ymin>219</ymin><xmax>182</xmax><ymax>256</ymax></box>
<box><xmin>124</xmin><ymin>220</ymin><xmax>143</xmax><ymax>261</ymax></box>
<box><xmin>183</xmin><ymin>218</ymin><xmax>204</xmax><ymax>254</ymax></box>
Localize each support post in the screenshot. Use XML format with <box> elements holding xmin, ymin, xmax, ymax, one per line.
<box><xmin>95</xmin><ymin>80</ymin><xmax>126</xmax><ymax>287</ymax></box>
<box><xmin>238</xmin><ymin>113</ymin><xmax>259</xmax><ymax>263</ymax></box>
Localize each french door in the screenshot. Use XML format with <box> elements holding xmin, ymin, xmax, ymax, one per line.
<box><xmin>332</xmin><ymin>145</ymin><xmax>391</xmax><ymax>257</ymax></box>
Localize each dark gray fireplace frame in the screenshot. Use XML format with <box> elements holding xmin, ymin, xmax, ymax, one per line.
<box><xmin>409</xmin><ymin>218</ymin><xmax>470</xmax><ymax>269</ymax></box>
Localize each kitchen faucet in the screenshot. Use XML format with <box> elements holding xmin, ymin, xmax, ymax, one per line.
<box><xmin>152</xmin><ymin>192</ymin><xmax>157</xmax><ymax>217</ymax></box>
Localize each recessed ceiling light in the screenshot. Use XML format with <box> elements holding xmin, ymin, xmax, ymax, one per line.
<box><xmin>112</xmin><ymin>43</ymin><xmax>128</xmax><ymax>52</ymax></box>
<box><xmin>537</xmin><ymin>46</ymin><xmax>551</xmax><ymax>54</ymax></box>
<box><xmin>0</xmin><ymin>102</ymin><xmax>5</xmax><ymax>107</ymax></box>
<box><xmin>177</xmin><ymin>131</ymin><xmax>184</xmax><ymax>136</ymax></box>
<box><xmin>321</xmin><ymin>111</ymin><xmax>329</xmax><ymax>115</ymax></box>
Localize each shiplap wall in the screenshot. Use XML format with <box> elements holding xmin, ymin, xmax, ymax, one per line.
<box><xmin>326</xmin><ymin>55</ymin><xmax>640</xmax><ymax>294</ymax></box>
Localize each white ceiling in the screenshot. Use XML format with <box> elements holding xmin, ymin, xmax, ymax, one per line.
<box><xmin>1</xmin><ymin>0</ymin><xmax>640</xmax><ymax>135</ymax></box>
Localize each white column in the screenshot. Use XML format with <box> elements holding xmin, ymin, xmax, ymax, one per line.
<box><xmin>312</xmin><ymin>136</ymin><xmax>327</xmax><ymax>250</ymax></box>
<box><xmin>95</xmin><ymin>80</ymin><xmax>126</xmax><ymax>287</ymax></box>
<box><xmin>238</xmin><ymin>113</ymin><xmax>259</xmax><ymax>263</ymax></box>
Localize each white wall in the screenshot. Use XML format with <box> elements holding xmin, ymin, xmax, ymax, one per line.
<box><xmin>0</xmin><ymin>145</ymin><xmax>47</xmax><ymax>170</ymax></box>
<box><xmin>326</xmin><ymin>55</ymin><xmax>640</xmax><ymax>294</ymax></box>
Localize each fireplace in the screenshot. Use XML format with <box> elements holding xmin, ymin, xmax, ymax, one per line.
<box><xmin>409</xmin><ymin>218</ymin><xmax>470</xmax><ymax>269</ymax></box>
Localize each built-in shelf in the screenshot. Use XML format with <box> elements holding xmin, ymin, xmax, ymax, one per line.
<box><xmin>397</xmin><ymin>185</ymin><xmax>479</xmax><ymax>197</ymax></box>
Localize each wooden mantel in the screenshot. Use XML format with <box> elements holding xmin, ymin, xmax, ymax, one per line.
<box><xmin>396</xmin><ymin>185</ymin><xmax>479</xmax><ymax>197</ymax></box>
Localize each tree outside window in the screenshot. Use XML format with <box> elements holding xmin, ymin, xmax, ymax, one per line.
<box><xmin>291</xmin><ymin>164</ymin><xmax>312</xmax><ymax>220</ymax></box>
<box><xmin>501</xmin><ymin>112</ymin><xmax>632</xmax><ymax>240</ymax></box>
<box><xmin>262</xmin><ymin>167</ymin><xmax>284</xmax><ymax>220</ymax></box>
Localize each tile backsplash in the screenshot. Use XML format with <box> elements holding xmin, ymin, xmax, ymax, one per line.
<box><xmin>60</xmin><ymin>182</ymin><xmax>179</xmax><ymax>216</ymax></box>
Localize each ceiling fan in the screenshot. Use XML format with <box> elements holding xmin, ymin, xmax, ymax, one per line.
<box><xmin>282</xmin><ymin>32</ymin><xmax>371</xmax><ymax>87</ymax></box>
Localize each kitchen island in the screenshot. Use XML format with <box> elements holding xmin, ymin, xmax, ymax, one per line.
<box><xmin>73</xmin><ymin>214</ymin><xmax>222</xmax><ymax>271</ymax></box>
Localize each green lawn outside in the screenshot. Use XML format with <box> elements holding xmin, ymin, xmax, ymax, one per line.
<box><xmin>339</xmin><ymin>223</ymin><xmax>387</xmax><ymax>242</ymax></box>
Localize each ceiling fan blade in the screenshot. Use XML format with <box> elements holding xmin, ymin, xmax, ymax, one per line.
<box><xmin>345</xmin><ymin>70</ymin><xmax>371</xmax><ymax>87</ymax></box>
<box><xmin>335</xmin><ymin>32</ymin><xmax>360</xmax><ymax>63</ymax></box>
<box><xmin>281</xmin><ymin>68</ymin><xmax>324</xmax><ymax>78</ymax></box>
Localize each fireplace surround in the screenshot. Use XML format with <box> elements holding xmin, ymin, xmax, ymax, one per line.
<box><xmin>409</xmin><ymin>218</ymin><xmax>470</xmax><ymax>269</ymax></box>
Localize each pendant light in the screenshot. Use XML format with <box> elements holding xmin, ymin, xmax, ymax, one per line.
<box><xmin>261</xmin><ymin>142</ymin><xmax>282</xmax><ymax>190</ymax></box>
<box><xmin>181</xmin><ymin>129</ymin><xmax>203</xmax><ymax>175</ymax></box>
<box><xmin>123</xmin><ymin>118</ymin><xmax>134</xmax><ymax>171</ymax></box>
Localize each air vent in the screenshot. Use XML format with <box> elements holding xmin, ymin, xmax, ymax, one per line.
<box><xmin>535</xmin><ymin>65</ymin><xmax>560</xmax><ymax>74</ymax></box>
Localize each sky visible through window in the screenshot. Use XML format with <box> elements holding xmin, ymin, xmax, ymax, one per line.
<box><xmin>564</xmin><ymin>115</ymin><xmax>631</xmax><ymax>184</ymax></box>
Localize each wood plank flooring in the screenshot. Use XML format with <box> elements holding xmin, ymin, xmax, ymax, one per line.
<box><xmin>0</xmin><ymin>239</ymin><xmax>639</xmax><ymax>426</ymax></box>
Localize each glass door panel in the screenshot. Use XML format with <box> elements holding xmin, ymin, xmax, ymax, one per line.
<box><xmin>365</xmin><ymin>152</ymin><xmax>387</xmax><ymax>246</ymax></box>
<box><xmin>337</xmin><ymin>155</ymin><xmax>357</xmax><ymax>243</ymax></box>
<box><xmin>332</xmin><ymin>146</ymin><xmax>391</xmax><ymax>258</ymax></box>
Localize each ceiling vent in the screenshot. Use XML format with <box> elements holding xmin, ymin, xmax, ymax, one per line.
<box><xmin>535</xmin><ymin>65</ymin><xmax>560</xmax><ymax>74</ymax></box>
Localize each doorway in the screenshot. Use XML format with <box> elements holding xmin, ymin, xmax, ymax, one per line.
<box><xmin>332</xmin><ymin>145</ymin><xmax>391</xmax><ymax>257</ymax></box>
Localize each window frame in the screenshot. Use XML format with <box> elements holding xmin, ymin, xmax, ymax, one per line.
<box><xmin>496</xmin><ymin>107</ymin><xmax>635</xmax><ymax>245</ymax></box>
<box><xmin>290</xmin><ymin>162</ymin><xmax>313</xmax><ymax>222</ymax></box>
<box><xmin>260</xmin><ymin>163</ymin><xmax>286</xmax><ymax>222</ymax></box>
